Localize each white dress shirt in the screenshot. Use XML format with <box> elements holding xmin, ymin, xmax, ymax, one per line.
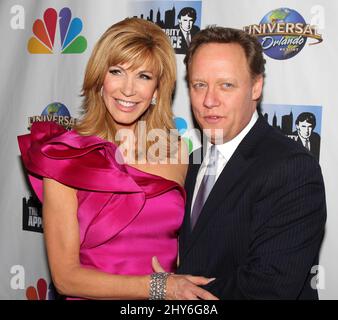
<box><xmin>191</xmin><ymin>111</ymin><xmax>259</xmax><ymax>212</ymax></box>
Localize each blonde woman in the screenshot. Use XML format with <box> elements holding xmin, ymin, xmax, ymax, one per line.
<box><xmin>18</xmin><ymin>18</ymin><xmax>216</xmax><ymax>300</ymax></box>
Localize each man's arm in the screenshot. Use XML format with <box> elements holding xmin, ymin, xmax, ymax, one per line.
<box><xmin>202</xmin><ymin>153</ymin><xmax>326</xmax><ymax>299</ymax></box>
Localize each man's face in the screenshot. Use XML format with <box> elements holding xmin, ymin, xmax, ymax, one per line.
<box><xmin>296</xmin><ymin>120</ymin><xmax>313</xmax><ymax>139</ymax></box>
<box><xmin>179</xmin><ymin>14</ymin><xmax>194</xmax><ymax>32</ymax></box>
<box><xmin>188</xmin><ymin>42</ymin><xmax>263</xmax><ymax>144</ymax></box>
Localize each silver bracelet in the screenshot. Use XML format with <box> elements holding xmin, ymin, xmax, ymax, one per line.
<box><xmin>149</xmin><ymin>272</ymin><xmax>170</xmax><ymax>300</ymax></box>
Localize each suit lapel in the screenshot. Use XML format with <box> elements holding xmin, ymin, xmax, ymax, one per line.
<box><xmin>181</xmin><ymin>117</ymin><xmax>271</xmax><ymax>259</ymax></box>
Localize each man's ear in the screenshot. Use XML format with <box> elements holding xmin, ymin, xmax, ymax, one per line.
<box><xmin>252</xmin><ymin>75</ymin><xmax>264</xmax><ymax>101</ymax></box>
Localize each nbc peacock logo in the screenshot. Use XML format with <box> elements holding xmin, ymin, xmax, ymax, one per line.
<box><xmin>27</xmin><ymin>7</ymin><xmax>87</xmax><ymax>54</ymax></box>
<box><xmin>26</xmin><ymin>278</ymin><xmax>59</xmax><ymax>300</ymax></box>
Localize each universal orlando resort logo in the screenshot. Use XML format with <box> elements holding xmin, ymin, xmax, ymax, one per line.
<box><xmin>243</xmin><ymin>8</ymin><xmax>323</xmax><ymax>60</ymax></box>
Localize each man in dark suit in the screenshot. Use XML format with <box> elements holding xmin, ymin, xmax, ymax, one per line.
<box><xmin>292</xmin><ymin>112</ymin><xmax>321</xmax><ymax>162</ymax></box>
<box><xmin>174</xmin><ymin>7</ymin><xmax>200</xmax><ymax>54</ymax></box>
<box><xmin>154</xmin><ymin>26</ymin><xmax>326</xmax><ymax>299</ymax></box>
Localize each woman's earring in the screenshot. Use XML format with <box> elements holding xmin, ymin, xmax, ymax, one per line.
<box><xmin>150</xmin><ymin>97</ymin><xmax>157</xmax><ymax>106</ymax></box>
<box><xmin>100</xmin><ymin>86</ymin><xmax>103</xmax><ymax>97</ymax></box>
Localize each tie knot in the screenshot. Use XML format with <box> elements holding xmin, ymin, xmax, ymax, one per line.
<box><xmin>210</xmin><ymin>144</ymin><xmax>219</xmax><ymax>159</ymax></box>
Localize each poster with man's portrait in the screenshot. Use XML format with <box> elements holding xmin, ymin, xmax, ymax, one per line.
<box><xmin>130</xmin><ymin>1</ymin><xmax>202</xmax><ymax>54</ymax></box>
<box><xmin>262</xmin><ymin>104</ymin><xmax>322</xmax><ymax>162</ymax></box>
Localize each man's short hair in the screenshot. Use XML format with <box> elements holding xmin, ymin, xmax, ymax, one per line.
<box><xmin>296</xmin><ymin>112</ymin><xmax>316</xmax><ymax>129</ymax></box>
<box><xmin>178</xmin><ymin>7</ymin><xmax>197</xmax><ymax>22</ymax></box>
<box><xmin>184</xmin><ymin>26</ymin><xmax>265</xmax><ymax>80</ymax></box>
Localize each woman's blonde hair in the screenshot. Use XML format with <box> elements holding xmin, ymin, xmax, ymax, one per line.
<box><xmin>75</xmin><ymin>18</ymin><xmax>177</xmax><ymax>158</ymax></box>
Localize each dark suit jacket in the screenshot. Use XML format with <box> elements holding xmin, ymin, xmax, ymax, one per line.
<box><xmin>177</xmin><ymin>117</ymin><xmax>326</xmax><ymax>299</ymax></box>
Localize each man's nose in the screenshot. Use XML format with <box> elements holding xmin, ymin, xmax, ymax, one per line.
<box><xmin>203</xmin><ymin>87</ymin><xmax>220</xmax><ymax>109</ymax></box>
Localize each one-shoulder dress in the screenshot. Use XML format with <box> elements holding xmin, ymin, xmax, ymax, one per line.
<box><xmin>18</xmin><ymin>121</ymin><xmax>185</xmax><ymax>281</ymax></box>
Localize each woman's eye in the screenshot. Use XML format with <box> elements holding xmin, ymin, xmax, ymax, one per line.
<box><xmin>109</xmin><ymin>69</ymin><xmax>121</xmax><ymax>75</ymax></box>
<box><xmin>140</xmin><ymin>74</ymin><xmax>152</xmax><ymax>80</ymax></box>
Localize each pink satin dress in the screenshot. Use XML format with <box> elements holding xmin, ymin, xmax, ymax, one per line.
<box><xmin>18</xmin><ymin>122</ymin><xmax>185</xmax><ymax>282</ymax></box>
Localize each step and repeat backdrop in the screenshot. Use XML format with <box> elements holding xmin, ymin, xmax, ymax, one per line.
<box><xmin>0</xmin><ymin>0</ymin><xmax>337</xmax><ymax>299</ymax></box>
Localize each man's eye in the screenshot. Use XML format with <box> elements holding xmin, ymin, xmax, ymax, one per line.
<box><xmin>192</xmin><ymin>82</ymin><xmax>206</xmax><ymax>89</ymax></box>
<box><xmin>222</xmin><ymin>83</ymin><xmax>233</xmax><ymax>88</ymax></box>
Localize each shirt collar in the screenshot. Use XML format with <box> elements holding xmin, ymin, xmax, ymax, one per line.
<box><xmin>207</xmin><ymin>111</ymin><xmax>259</xmax><ymax>162</ymax></box>
<box><xmin>181</xmin><ymin>29</ymin><xmax>189</xmax><ymax>38</ymax></box>
<box><xmin>298</xmin><ymin>135</ymin><xmax>308</xmax><ymax>143</ymax></box>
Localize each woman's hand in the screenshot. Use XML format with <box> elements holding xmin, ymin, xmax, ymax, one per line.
<box><xmin>152</xmin><ymin>256</ymin><xmax>218</xmax><ymax>300</ymax></box>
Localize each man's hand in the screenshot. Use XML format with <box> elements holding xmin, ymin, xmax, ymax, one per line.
<box><xmin>152</xmin><ymin>256</ymin><xmax>218</xmax><ymax>300</ymax></box>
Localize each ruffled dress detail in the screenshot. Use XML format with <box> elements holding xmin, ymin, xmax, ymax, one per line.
<box><xmin>18</xmin><ymin>122</ymin><xmax>185</xmax><ymax>276</ymax></box>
